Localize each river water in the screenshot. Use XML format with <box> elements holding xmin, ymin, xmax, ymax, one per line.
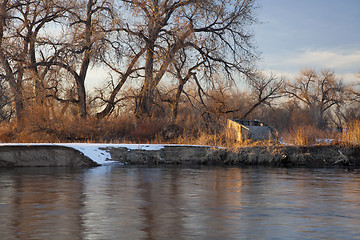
<box><xmin>1</xmin><ymin>165</ymin><xmax>360</xmax><ymax>240</ymax></box>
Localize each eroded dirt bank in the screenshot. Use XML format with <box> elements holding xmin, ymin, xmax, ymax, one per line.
<box><xmin>1</xmin><ymin>144</ymin><xmax>359</xmax><ymax>167</ymax></box>
<box><xmin>107</xmin><ymin>145</ymin><xmax>360</xmax><ymax>167</ymax></box>
<box><xmin>0</xmin><ymin>145</ymin><xmax>99</xmax><ymax>167</ymax></box>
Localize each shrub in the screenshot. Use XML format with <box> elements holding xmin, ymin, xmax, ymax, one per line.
<box><xmin>129</xmin><ymin>118</ymin><xmax>166</xmax><ymax>142</ymax></box>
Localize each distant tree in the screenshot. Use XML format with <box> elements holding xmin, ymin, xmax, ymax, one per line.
<box><xmin>187</xmin><ymin>72</ymin><xmax>285</xmax><ymax>123</ymax></box>
<box><xmin>339</xmin><ymin>71</ymin><xmax>360</xmax><ymax>124</ymax></box>
<box><xmin>349</xmin><ymin>71</ymin><xmax>360</xmax><ymax>102</ymax></box>
<box><xmin>241</xmin><ymin>72</ymin><xmax>285</xmax><ymax>119</ymax></box>
<box><xmin>285</xmin><ymin>69</ymin><xmax>346</xmax><ymax>129</ymax></box>
<box><xmin>159</xmin><ymin>70</ymin><xmax>285</xmax><ymax>130</ymax></box>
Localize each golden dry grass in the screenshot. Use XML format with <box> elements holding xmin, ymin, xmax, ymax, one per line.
<box><xmin>0</xmin><ymin>104</ymin><xmax>358</xmax><ymax>148</ymax></box>
<box><xmin>281</xmin><ymin>125</ymin><xmax>341</xmax><ymax>146</ymax></box>
<box><xmin>342</xmin><ymin>120</ymin><xmax>360</xmax><ymax>146</ymax></box>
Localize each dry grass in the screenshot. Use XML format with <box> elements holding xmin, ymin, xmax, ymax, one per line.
<box><xmin>0</xmin><ymin>105</ymin><xmax>224</xmax><ymax>145</ymax></box>
<box><xmin>1</xmin><ymin>104</ymin><xmax>358</xmax><ymax>148</ymax></box>
<box><xmin>0</xmin><ymin>105</ymin><xmax>137</xmax><ymax>143</ymax></box>
<box><xmin>282</xmin><ymin>125</ymin><xmax>341</xmax><ymax>146</ymax></box>
<box><xmin>0</xmin><ymin>122</ymin><xmax>17</xmax><ymax>142</ymax></box>
<box><xmin>342</xmin><ymin>120</ymin><xmax>360</xmax><ymax>146</ymax></box>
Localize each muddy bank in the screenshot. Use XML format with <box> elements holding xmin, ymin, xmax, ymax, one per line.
<box><xmin>107</xmin><ymin>145</ymin><xmax>360</xmax><ymax>167</ymax></box>
<box><xmin>0</xmin><ymin>145</ymin><xmax>99</xmax><ymax>167</ymax></box>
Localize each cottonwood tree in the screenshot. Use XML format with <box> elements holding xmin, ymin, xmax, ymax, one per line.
<box><xmin>285</xmin><ymin>69</ymin><xmax>346</xmax><ymax>129</ymax></box>
<box><xmin>109</xmin><ymin>0</ymin><xmax>258</xmax><ymax>119</ymax></box>
<box><xmin>0</xmin><ymin>0</ymin><xmax>26</xmax><ymax>122</ymax></box>
<box><xmin>21</xmin><ymin>0</ymin><xmax>67</xmax><ymax>101</ymax></box>
<box><xmin>0</xmin><ymin>0</ymin><xmax>67</xmax><ymax>122</ymax></box>
<box><xmin>46</xmin><ymin>0</ymin><xmax>117</xmax><ymax>118</ymax></box>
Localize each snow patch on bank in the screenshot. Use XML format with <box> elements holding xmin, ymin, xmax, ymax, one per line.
<box><xmin>61</xmin><ymin>143</ymin><xmax>167</xmax><ymax>165</ymax></box>
<box><xmin>0</xmin><ymin>143</ymin><xmax>210</xmax><ymax>165</ymax></box>
<box><xmin>0</xmin><ymin>143</ymin><xmax>167</xmax><ymax>165</ymax></box>
<box><xmin>62</xmin><ymin>143</ymin><xmax>115</xmax><ymax>165</ymax></box>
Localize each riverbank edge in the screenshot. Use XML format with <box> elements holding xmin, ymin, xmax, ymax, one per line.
<box><xmin>107</xmin><ymin>145</ymin><xmax>360</xmax><ymax>167</ymax></box>
<box><xmin>1</xmin><ymin>144</ymin><xmax>359</xmax><ymax>167</ymax></box>
<box><xmin>0</xmin><ymin>145</ymin><xmax>100</xmax><ymax>167</ymax></box>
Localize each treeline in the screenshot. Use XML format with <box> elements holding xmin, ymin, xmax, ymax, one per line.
<box><xmin>0</xmin><ymin>0</ymin><xmax>359</xmax><ymax>144</ymax></box>
<box><xmin>0</xmin><ymin>0</ymin><xmax>257</xmax><ymax>120</ymax></box>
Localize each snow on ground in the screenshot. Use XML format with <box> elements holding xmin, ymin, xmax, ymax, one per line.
<box><xmin>0</xmin><ymin>143</ymin><xmax>166</xmax><ymax>165</ymax></box>
<box><xmin>0</xmin><ymin>143</ymin><xmax>210</xmax><ymax>165</ymax></box>
<box><xmin>315</xmin><ymin>139</ymin><xmax>335</xmax><ymax>144</ymax></box>
<box><xmin>61</xmin><ymin>143</ymin><xmax>116</xmax><ymax>165</ymax></box>
<box><xmin>61</xmin><ymin>143</ymin><xmax>167</xmax><ymax>165</ymax></box>
<box><xmin>279</xmin><ymin>138</ymin><xmax>336</xmax><ymax>146</ymax></box>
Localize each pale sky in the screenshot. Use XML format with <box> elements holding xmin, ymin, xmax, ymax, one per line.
<box><xmin>254</xmin><ymin>0</ymin><xmax>360</xmax><ymax>82</ymax></box>
<box><xmin>87</xmin><ymin>0</ymin><xmax>360</xmax><ymax>89</ymax></box>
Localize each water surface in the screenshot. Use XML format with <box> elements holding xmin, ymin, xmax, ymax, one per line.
<box><xmin>1</xmin><ymin>165</ymin><xmax>360</xmax><ymax>239</ymax></box>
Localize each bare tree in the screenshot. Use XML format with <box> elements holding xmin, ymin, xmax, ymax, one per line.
<box><xmin>337</xmin><ymin>71</ymin><xmax>360</xmax><ymax>125</ymax></box>
<box><xmin>0</xmin><ymin>0</ymin><xmax>67</xmax><ymax>122</ymax></box>
<box><xmin>2</xmin><ymin>0</ymin><xmax>259</xmax><ymax>124</ymax></box>
<box><xmin>96</xmin><ymin>46</ymin><xmax>146</xmax><ymax>119</ymax></box>
<box><xmin>161</xmin><ymin>47</ymin><xmax>206</xmax><ymax>122</ymax></box>
<box><xmin>285</xmin><ymin>69</ymin><xmax>346</xmax><ymax>129</ymax></box>
<box><xmin>173</xmin><ymin>71</ymin><xmax>284</xmax><ymax>125</ymax></box>
<box><xmin>45</xmin><ymin>0</ymin><xmax>116</xmax><ymax>118</ymax></box>
<box><xmin>241</xmin><ymin>72</ymin><xmax>285</xmax><ymax>119</ymax></box>
<box><xmin>113</xmin><ymin>0</ymin><xmax>258</xmax><ymax>118</ymax></box>
<box><xmin>0</xmin><ymin>0</ymin><xmax>26</xmax><ymax>122</ymax></box>
<box><xmin>348</xmin><ymin>72</ymin><xmax>360</xmax><ymax>102</ymax></box>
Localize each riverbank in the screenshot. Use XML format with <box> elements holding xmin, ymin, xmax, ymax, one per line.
<box><xmin>0</xmin><ymin>145</ymin><xmax>99</xmax><ymax>167</ymax></box>
<box><xmin>0</xmin><ymin>143</ymin><xmax>359</xmax><ymax>167</ymax></box>
<box><xmin>107</xmin><ymin>144</ymin><xmax>360</xmax><ymax>167</ymax></box>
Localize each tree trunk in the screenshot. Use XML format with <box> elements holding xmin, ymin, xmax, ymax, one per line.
<box><xmin>0</xmin><ymin>53</ymin><xmax>24</xmax><ymax>123</ymax></box>
<box><xmin>136</xmin><ymin>41</ymin><xmax>180</xmax><ymax>118</ymax></box>
<box><xmin>136</xmin><ymin>40</ymin><xmax>155</xmax><ymax>118</ymax></box>
<box><xmin>0</xmin><ymin>1</ymin><xmax>24</xmax><ymax>123</ymax></box>
<box><xmin>13</xmin><ymin>89</ymin><xmax>24</xmax><ymax>122</ymax></box>
<box><xmin>97</xmin><ymin>48</ymin><xmax>146</xmax><ymax>119</ymax></box>
<box><xmin>78</xmin><ymin>81</ymin><xmax>87</xmax><ymax>118</ymax></box>
<box><xmin>96</xmin><ymin>77</ymin><xmax>127</xmax><ymax>119</ymax></box>
<box><xmin>136</xmin><ymin>83</ymin><xmax>155</xmax><ymax>118</ymax></box>
<box><xmin>29</xmin><ymin>36</ymin><xmax>44</xmax><ymax>102</ymax></box>
<box><xmin>170</xmin><ymin>81</ymin><xmax>186</xmax><ymax>123</ymax></box>
<box><xmin>76</xmin><ymin>0</ymin><xmax>93</xmax><ymax>119</ymax></box>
